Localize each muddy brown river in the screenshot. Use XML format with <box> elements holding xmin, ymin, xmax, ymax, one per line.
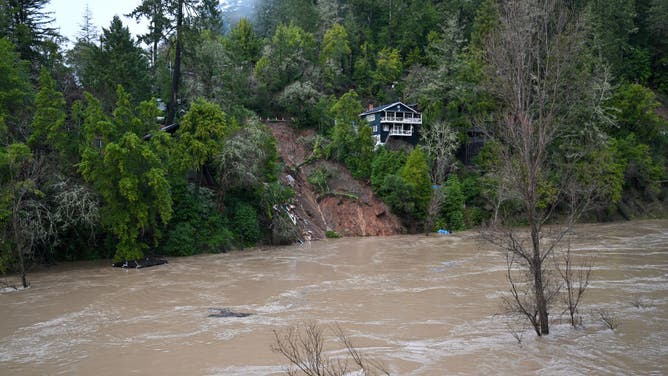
<box><xmin>1</xmin><ymin>220</ymin><xmax>667</xmax><ymax>375</ymax></box>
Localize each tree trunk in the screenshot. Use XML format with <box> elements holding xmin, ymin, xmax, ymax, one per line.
<box><xmin>152</xmin><ymin>34</ymin><xmax>158</xmax><ymax>88</ymax></box>
<box><xmin>19</xmin><ymin>258</ymin><xmax>27</xmax><ymax>288</ymax></box>
<box><xmin>522</xmin><ymin>162</ymin><xmax>550</xmax><ymax>336</ymax></box>
<box><xmin>531</xmin><ymin>223</ymin><xmax>550</xmax><ymax>336</ymax></box>
<box><xmin>12</xmin><ymin>216</ymin><xmax>28</xmax><ymax>289</ymax></box>
<box><xmin>166</xmin><ymin>0</ymin><xmax>184</xmax><ymax>125</ymax></box>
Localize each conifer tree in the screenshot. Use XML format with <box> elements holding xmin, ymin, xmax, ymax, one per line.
<box><xmin>79</xmin><ymin>87</ymin><xmax>173</xmax><ymax>262</ymax></box>
<box><xmin>29</xmin><ymin>69</ymin><xmax>66</xmax><ymax>155</ymax></box>
<box><xmin>443</xmin><ymin>174</ymin><xmax>465</xmax><ymax>231</ymax></box>
<box><xmin>400</xmin><ymin>148</ymin><xmax>432</xmax><ymax>219</ymax></box>
<box><xmin>81</xmin><ymin>16</ymin><xmax>151</xmax><ymax>112</ymax></box>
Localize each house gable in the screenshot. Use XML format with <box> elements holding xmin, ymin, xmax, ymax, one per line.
<box><xmin>359</xmin><ymin>101</ymin><xmax>419</xmax><ymax>116</ymax></box>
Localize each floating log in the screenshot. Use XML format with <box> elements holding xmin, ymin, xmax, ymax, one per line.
<box><xmin>207</xmin><ymin>308</ymin><xmax>252</xmax><ymax>318</ymax></box>
<box><xmin>112</xmin><ymin>256</ymin><xmax>168</xmax><ymax>269</ymax></box>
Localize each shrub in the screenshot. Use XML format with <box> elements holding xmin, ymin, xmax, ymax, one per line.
<box><xmin>399</xmin><ymin>148</ymin><xmax>432</xmax><ymax>219</ymax></box>
<box><xmin>442</xmin><ymin>174</ymin><xmax>466</xmax><ymax>231</ymax></box>
<box><xmin>230</xmin><ymin>201</ymin><xmax>261</xmax><ymax>246</ymax></box>
<box><xmin>162</xmin><ymin>222</ymin><xmax>197</xmax><ymax>256</ymax></box>
<box><xmin>371</xmin><ymin>148</ymin><xmax>407</xmax><ymax>192</ymax></box>
<box><xmin>307</xmin><ymin>166</ymin><xmax>331</xmax><ymax>194</ymax></box>
<box><xmin>326</xmin><ymin>230</ymin><xmax>341</xmax><ymax>238</ymax></box>
<box><xmin>161</xmin><ymin>183</ymin><xmax>232</xmax><ymax>256</ymax></box>
<box><xmin>378</xmin><ymin>174</ymin><xmax>415</xmax><ymax>217</ymax></box>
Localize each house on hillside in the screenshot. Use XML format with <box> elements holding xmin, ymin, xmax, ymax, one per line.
<box><xmin>359</xmin><ymin>102</ymin><xmax>422</xmax><ymax>147</ymax></box>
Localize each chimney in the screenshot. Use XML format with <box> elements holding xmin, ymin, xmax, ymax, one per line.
<box><xmin>368</xmin><ymin>103</ymin><xmax>374</xmax><ymax>111</ymax></box>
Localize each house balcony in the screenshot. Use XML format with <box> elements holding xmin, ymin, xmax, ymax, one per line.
<box><xmin>388</xmin><ymin>126</ymin><xmax>413</xmax><ymax>136</ymax></box>
<box><xmin>380</xmin><ymin>115</ymin><xmax>422</xmax><ymax>124</ymax></box>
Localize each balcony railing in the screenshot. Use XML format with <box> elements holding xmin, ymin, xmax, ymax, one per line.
<box><xmin>388</xmin><ymin>127</ymin><xmax>413</xmax><ymax>136</ymax></box>
<box><xmin>380</xmin><ymin>115</ymin><xmax>422</xmax><ymax>124</ymax></box>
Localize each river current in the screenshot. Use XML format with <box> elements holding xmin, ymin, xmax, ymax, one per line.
<box><xmin>1</xmin><ymin>220</ymin><xmax>667</xmax><ymax>375</ymax></box>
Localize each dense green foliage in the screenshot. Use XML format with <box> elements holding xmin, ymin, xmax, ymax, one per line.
<box><xmin>0</xmin><ymin>0</ymin><xmax>666</xmax><ymax>279</ymax></box>
<box><xmin>80</xmin><ymin>16</ymin><xmax>152</xmax><ymax>112</ymax></box>
<box><xmin>400</xmin><ymin>148</ymin><xmax>432</xmax><ymax>219</ymax></box>
<box><xmin>442</xmin><ymin>174</ymin><xmax>466</xmax><ymax>231</ymax></box>
<box><xmin>0</xmin><ymin>38</ymin><xmax>32</xmax><ymax>141</ymax></box>
<box><xmin>371</xmin><ymin>147</ymin><xmax>432</xmax><ymax>227</ymax></box>
<box><xmin>79</xmin><ymin>88</ymin><xmax>174</xmax><ymax>262</ymax></box>
<box><xmin>160</xmin><ymin>183</ymin><xmax>231</xmax><ymax>256</ymax></box>
<box><xmin>329</xmin><ymin>90</ymin><xmax>375</xmax><ymax>179</ymax></box>
<box><xmin>177</xmin><ymin>98</ymin><xmax>228</xmax><ymax>176</ymax></box>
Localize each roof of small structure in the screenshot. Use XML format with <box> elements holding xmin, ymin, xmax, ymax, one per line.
<box><xmin>142</xmin><ymin>123</ymin><xmax>180</xmax><ymax>140</ymax></box>
<box><xmin>359</xmin><ymin>101</ymin><xmax>420</xmax><ymax>116</ymax></box>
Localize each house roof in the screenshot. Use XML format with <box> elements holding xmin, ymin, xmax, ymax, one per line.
<box><xmin>359</xmin><ymin>101</ymin><xmax>420</xmax><ymax>116</ymax></box>
<box><xmin>142</xmin><ymin>123</ymin><xmax>180</xmax><ymax>140</ymax></box>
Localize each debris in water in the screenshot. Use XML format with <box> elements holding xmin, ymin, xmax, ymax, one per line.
<box><xmin>208</xmin><ymin>308</ymin><xmax>253</xmax><ymax>318</ymax></box>
<box><xmin>112</xmin><ymin>256</ymin><xmax>168</xmax><ymax>269</ymax></box>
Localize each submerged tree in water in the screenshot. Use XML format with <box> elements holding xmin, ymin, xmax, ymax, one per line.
<box><xmin>272</xmin><ymin>322</ymin><xmax>389</xmax><ymax>376</ymax></box>
<box><xmin>480</xmin><ymin>0</ymin><xmax>611</xmax><ymax>336</ymax></box>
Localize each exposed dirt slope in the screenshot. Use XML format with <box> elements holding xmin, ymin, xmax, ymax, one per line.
<box><xmin>267</xmin><ymin>121</ymin><xmax>402</xmax><ymax>239</ymax></box>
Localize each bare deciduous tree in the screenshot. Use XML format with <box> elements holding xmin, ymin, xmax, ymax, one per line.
<box><xmin>2</xmin><ymin>147</ymin><xmax>98</xmax><ymax>288</ymax></box>
<box><xmin>420</xmin><ymin>120</ymin><xmax>459</xmax><ymax>185</ymax></box>
<box><xmin>480</xmin><ymin>0</ymin><xmax>607</xmax><ymax>336</ymax></box>
<box><xmin>485</xmin><ymin>227</ymin><xmax>563</xmax><ymax>336</ymax></box>
<box><xmin>271</xmin><ymin>322</ymin><xmax>389</xmax><ymax>376</ymax></box>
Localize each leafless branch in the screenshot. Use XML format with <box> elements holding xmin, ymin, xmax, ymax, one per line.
<box><xmin>597</xmin><ymin>309</ymin><xmax>619</xmax><ymax>330</ymax></box>
<box><xmin>272</xmin><ymin>322</ymin><xmax>389</xmax><ymax>376</ymax></box>
<box><xmin>556</xmin><ymin>239</ymin><xmax>592</xmax><ymax>328</ymax></box>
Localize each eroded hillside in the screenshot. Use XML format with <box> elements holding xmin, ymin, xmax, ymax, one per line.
<box><xmin>267</xmin><ymin>121</ymin><xmax>402</xmax><ymax>240</ymax></box>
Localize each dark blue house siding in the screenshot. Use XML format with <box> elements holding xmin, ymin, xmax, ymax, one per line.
<box><xmin>359</xmin><ymin>102</ymin><xmax>422</xmax><ymax>147</ymax></box>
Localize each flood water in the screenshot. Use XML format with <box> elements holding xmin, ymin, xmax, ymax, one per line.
<box><xmin>1</xmin><ymin>220</ymin><xmax>667</xmax><ymax>375</ymax></box>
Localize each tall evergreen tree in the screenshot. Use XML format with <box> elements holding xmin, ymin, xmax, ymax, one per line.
<box><xmin>79</xmin><ymin>87</ymin><xmax>173</xmax><ymax>262</ymax></box>
<box><xmin>0</xmin><ymin>0</ymin><xmax>58</xmax><ymax>71</ymax></box>
<box><xmin>400</xmin><ymin>147</ymin><xmax>431</xmax><ymax>219</ymax></box>
<box><xmin>28</xmin><ymin>69</ymin><xmax>67</xmax><ymax>157</ymax></box>
<box><xmin>0</xmin><ymin>37</ymin><xmax>32</xmax><ymax>141</ymax></box>
<box><xmin>129</xmin><ymin>0</ymin><xmax>204</xmax><ymax>124</ymax></box>
<box><xmin>80</xmin><ymin>16</ymin><xmax>151</xmax><ymax>112</ymax></box>
<box><xmin>225</xmin><ymin>18</ymin><xmax>260</xmax><ymax>65</ymax></box>
<box><xmin>176</xmin><ymin>98</ymin><xmax>228</xmax><ymax>184</ymax></box>
<box><xmin>127</xmin><ymin>0</ymin><xmax>169</xmax><ymax>81</ymax></box>
<box><xmin>442</xmin><ymin>174</ymin><xmax>465</xmax><ymax>231</ymax></box>
<box><xmin>320</xmin><ymin>23</ymin><xmax>352</xmax><ymax>91</ymax></box>
<box><xmin>76</xmin><ymin>4</ymin><xmax>97</xmax><ymax>43</ymax></box>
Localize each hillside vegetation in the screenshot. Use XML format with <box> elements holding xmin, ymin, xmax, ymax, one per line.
<box><xmin>0</xmin><ymin>0</ymin><xmax>666</xmax><ymax>285</ymax></box>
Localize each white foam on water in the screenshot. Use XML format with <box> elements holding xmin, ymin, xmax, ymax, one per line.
<box><xmin>0</xmin><ymin>306</ymin><xmax>116</xmax><ymax>364</ymax></box>
<box><xmin>206</xmin><ymin>365</ymin><xmax>284</xmax><ymax>376</ymax></box>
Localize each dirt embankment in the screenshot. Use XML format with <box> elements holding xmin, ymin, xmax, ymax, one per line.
<box><xmin>267</xmin><ymin>121</ymin><xmax>402</xmax><ymax>239</ymax></box>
